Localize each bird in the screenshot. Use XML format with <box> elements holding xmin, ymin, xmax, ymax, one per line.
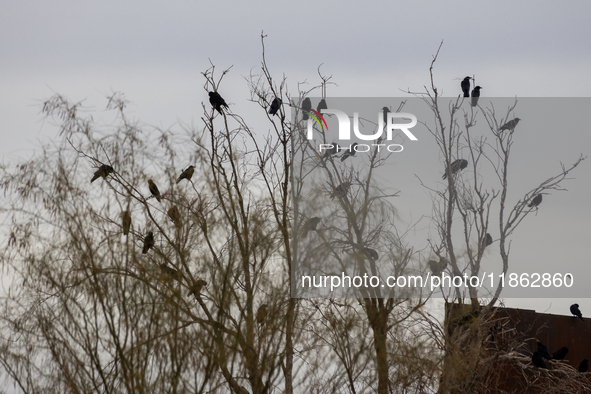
<box><xmin>498</xmin><ymin>118</ymin><xmax>521</xmax><ymax>132</ymax></box>
<box><xmin>322</xmin><ymin>143</ymin><xmax>340</xmax><ymax>160</ymax></box>
<box><xmin>121</xmin><ymin>211</ymin><xmax>131</xmax><ymax>236</ymax></box>
<box><xmin>142</xmin><ymin>231</ymin><xmax>154</xmax><ymax>254</ymax></box>
<box><xmin>330</xmin><ymin>181</ymin><xmax>352</xmax><ymax>200</ymax></box>
<box><xmin>269</xmin><ymin>98</ymin><xmax>281</xmax><ymax>116</ymax></box>
<box><xmin>382</xmin><ymin>107</ymin><xmax>391</xmax><ymax>127</ymax></box>
<box><xmin>176</xmin><ymin>165</ymin><xmax>194</xmax><ymax>184</ymax></box>
<box><xmin>148</xmin><ymin>179</ymin><xmax>161</xmax><ymax>202</ymax></box>
<box><xmin>317</xmin><ymin>98</ymin><xmax>327</xmax><ymax>113</ymax></box>
<box><xmin>537</xmin><ymin>341</ymin><xmax>551</xmax><ymax>360</ymax></box>
<box><xmin>302</xmin><ymin>217</ymin><xmax>321</xmax><ymax>238</ymax></box>
<box><xmin>461</xmin><ymin>76</ymin><xmax>471</xmax><ymax>98</ymax></box>
<box><xmin>483</xmin><ymin>233</ymin><xmax>493</xmax><ymax>248</ymax></box>
<box><xmin>360</xmin><ymin>247</ymin><xmax>379</xmax><ymax>261</ymax></box>
<box><xmin>167</xmin><ymin>206</ymin><xmax>182</xmax><ymax>228</ymax></box>
<box><xmin>428</xmin><ymin>259</ymin><xmax>447</xmax><ymax>276</ymax></box>
<box><xmin>209</xmin><ymin>91</ymin><xmax>228</xmax><ymax>114</ymax></box>
<box><xmin>341</xmin><ymin>143</ymin><xmax>358</xmax><ymax>162</ymax></box>
<box><xmin>532</xmin><ymin>352</ymin><xmax>548</xmax><ymax>369</ymax></box>
<box><xmin>570</xmin><ymin>304</ymin><xmax>585</xmax><ymax>321</ymax></box>
<box><xmin>159</xmin><ymin>263</ymin><xmax>180</xmax><ymax>282</ymax></box>
<box><xmin>552</xmin><ymin>346</ymin><xmax>568</xmax><ymax>360</ymax></box>
<box><xmin>528</xmin><ymin>194</ymin><xmax>542</xmax><ymax>208</ymax></box>
<box><xmin>188</xmin><ymin>279</ymin><xmax>207</xmax><ymax>299</ymax></box>
<box><xmin>442</xmin><ymin>159</ymin><xmax>468</xmax><ymax>180</ymax></box>
<box><xmin>579</xmin><ymin>359</ymin><xmax>588</xmax><ymax>373</ymax></box>
<box><xmin>256</xmin><ymin>304</ymin><xmax>268</xmax><ymax>324</ymax></box>
<box><xmin>90</xmin><ymin>164</ymin><xmax>114</xmax><ymax>183</ymax></box>
<box><xmin>471</xmin><ymin>86</ymin><xmax>482</xmax><ymax>107</ymax></box>
<box><xmin>302</xmin><ymin>98</ymin><xmax>312</xmax><ymax>120</ymax></box>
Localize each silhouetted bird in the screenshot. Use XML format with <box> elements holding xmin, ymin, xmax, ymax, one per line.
<box><xmin>167</xmin><ymin>206</ymin><xmax>182</xmax><ymax>228</ymax></box>
<box><xmin>532</xmin><ymin>352</ymin><xmax>548</xmax><ymax>369</ymax></box>
<box><xmin>341</xmin><ymin>143</ymin><xmax>358</xmax><ymax>162</ymax></box>
<box><xmin>528</xmin><ymin>194</ymin><xmax>542</xmax><ymax>208</ymax></box>
<box><xmin>537</xmin><ymin>341</ymin><xmax>551</xmax><ymax>360</ymax></box>
<box><xmin>360</xmin><ymin>247</ymin><xmax>379</xmax><ymax>261</ymax></box>
<box><xmin>188</xmin><ymin>279</ymin><xmax>207</xmax><ymax>299</ymax></box>
<box><xmin>330</xmin><ymin>181</ymin><xmax>352</xmax><ymax>200</ymax></box>
<box><xmin>209</xmin><ymin>91</ymin><xmax>228</xmax><ymax>114</ymax></box>
<box><xmin>579</xmin><ymin>359</ymin><xmax>588</xmax><ymax>373</ymax></box>
<box><xmin>442</xmin><ymin>159</ymin><xmax>468</xmax><ymax>180</ymax></box>
<box><xmin>121</xmin><ymin>211</ymin><xmax>131</xmax><ymax>236</ymax></box>
<box><xmin>317</xmin><ymin>98</ymin><xmax>327</xmax><ymax>113</ymax></box>
<box><xmin>302</xmin><ymin>98</ymin><xmax>312</xmax><ymax>120</ymax></box>
<box><xmin>256</xmin><ymin>304</ymin><xmax>268</xmax><ymax>324</ymax></box>
<box><xmin>382</xmin><ymin>107</ymin><xmax>391</xmax><ymax>128</ymax></box>
<box><xmin>91</xmin><ymin>164</ymin><xmax>114</xmax><ymax>183</ymax></box>
<box><xmin>461</xmin><ymin>76</ymin><xmax>471</xmax><ymax>98</ymax></box>
<box><xmin>429</xmin><ymin>259</ymin><xmax>447</xmax><ymax>276</ymax></box>
<box><xmin>498</xmin><ymin>118</ymin><xmax>521</xmax><ymax>132</ymax></box>
<box><xmin>159</xmin><ymin>263</ymin><xmax>180</xmax><ymax>281</ymax></box>
<box><xmin>142</xmin><ymin>232</ymin><xmax>154</xmax><ymax>254</ymax></box>
<box><xmin>148</xmin><ymin>179</ymin><xmax>161</xmax><ymax>202</ymax></box>
<box><xmin>323</xmin><ymin>143</ymin><xmax>340</xmax><ymax>160</ymax></box>
<box><xmin>483</xmin><ymin>233</ymin><xmax>493</xmax><ymax>248</ymax></box>
<box><xmin>269</xmin><ymin>98</ymin><xmax>281</xmax><ymax>116</ymax></box>
<box><xmin>471</xmin><ymin>86</ymin><xmax>482</xmax><ymax>107</ymax></box>
<box><xmin>570</xmin><ymin>304</ymin><xmax>585</xmax><ymax>321</ymax></box>
<box><xmin>176</xmin><ymin>165</ymin><xmax>194</xmax><ymax>184</ymax></box>
<box><xmin>302</xmin><ymin>217</ymin><xmax>321</xmax><ymax>238</ymax></box>
<box><xmin>552</xmin><ymin>346</ymin><xmax>568</xmax><ymax>360</ymax></box>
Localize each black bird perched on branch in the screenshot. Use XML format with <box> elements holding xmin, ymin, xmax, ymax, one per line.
<box><xmin>552</xmin><ymin>346</ymin><xmax>568</xmax><ymax>360</ymax></box>
<box><xmin>302</xmin><ymin>97</ymin><xmax>312</xmax><ymax>120</ymax></box>
<box><xmin>483</xmin><ymin>233</ymin><xmax>493</xmax><ymax>248</ymax></box>
<box><xmin>121</xmin><ymin>211</ymin><xmax>131</xmax><ymax>236</ymax></box>
<box><xmin>579</xmin><ymin>359</ymin><xmax>588</xmax><ymax>373</ymax></box>
<box><xmin>442</xmin><ymin>159</ymin><xmax>468</xmax><ymax>180</ymax></box>
<box><xmin>382</xmin><ymin>107</ymin><xmax>390</xmax><ymax>128</ymax></box>
<box><xmin>256</xmin><ymin>304</ymin><xmax>268</xmax><ymax>324</ymax></box>
<box><xmin>532</xmin><ymin>352</ymin><xmax>548</xmax><ymax>369</ymax></box>
<box><xmin>176</xmin><ymin>165</ymin><xmax>194</xmax><ymax>184</ymax></box>
<box><xmin>91</xmin><ymin>164</ymin><xmax>114</xmax><ymax>183</ymax></box>
<box><xmin>498</xmin><ymin>118</ymin><xmax>521</xmax><ymax>132</ymax></box>
<box><xmin>142</xmin><ymin>231</ymin><xmax>154</xmax><ymax>254</ymax></box>
<box><xmin>570</xmin><ymin>304</ymin><xmax>585</xmax><ymax>321</ymax></box>
<box><xmin>360</xmin><ymin>247</ymin><xmax>379</xmax><ymax>261</ymax></box>
<box><xmin>341</xmin><ymin>143</ymin><xmax>358</xmax><ymax>162</ymax></box>
<box><xmin>537</xmin><ymin>341</ymin><xmax>551</xmax><ymax>360</ymax></box>
<box><xmin>188</xmin><ymin>279</ymin><xmax>207</xmax><ymax>299</ymax></box>
<box><xmin>461</xmin><ymin>76</ymin><xmax>471</xmax><ymax>97</ymax></box>
<box><xmin>209</xmin><ymin>91</ymin><xmax>228</xmax><ymax>114</ymax></box>
<box><xmin>528</xmin><ymin>194</ymin><xmax>542</xmax><ymax>208</ymax></box>
<box><xmin>317</xmin><ymin>98</ymin><xmax>327</xmax><ymax>113</ymax></box>
<box><xmin>269</xmin><ymin>98</ymin><xmax>281</xmax><ymax>116</ymax></box>
<box><xmin>330</xmin><ymin>181</ymin><xmax>352</xmax><ymax>200</ymax></box>
<box><xmin>471</xmin><ymin>86</ymin><xmax>482</xmax><ymax>107</ymax></box>
<box><xmin>302</xmin><ymin>217</ymin><xmax>321</xmax><ymax>238</ymax></box>
<box><xmin>148</xmin><ymin>179</ymin><xmax>161</xmax><ymax>202</ymax></box>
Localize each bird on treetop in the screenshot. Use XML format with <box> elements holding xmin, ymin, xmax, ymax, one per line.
<box><xmin>471</xmin><ymin>86</ymin><xmax>482</xmax><ymax>107</ymax></box>
<box><xmin>142</xmin><ymin>232</ymin><xmax>154</xmax><ymax>254</ymax></box>
<box><xmin>461</xmin><ymin>76</ymin><xmax>471</xmax><ymax>98</ymax></box>
<box><xmin>269</xmin><ymin>98</ymin><xmax>281</xmax><ymax>116</ymax></box>
<box><xmin>91</xmin><ymin>164</ymin><xmax>114</xmax><ymax>183</ymax></box>
<box><xmin>176</xmin><ymin>165</ymin><xmax>194</xmax><ymax>184</ymax></box>
<box><xmin>209</xmin><ymin>91</ymin><xmax>228</xmax><ymax>115</ymax></box>
<box><xmin>148</xmin><ymin>179</ymin><xmax>161</xmax><ymax>202</ymax></box>
<box><xmin>528</xmin><ymin>194</ymin><xmax>542</xmax><ymax>208</ymax></box>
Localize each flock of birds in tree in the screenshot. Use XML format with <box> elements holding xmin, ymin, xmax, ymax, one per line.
<box><xmin>90</xmin><ymin>163</ymin><xmax>207</xmax><ymax>299</ymax></box>
<box><xmin>531</xmin><ymin>304</ymin><xmax>587</xmax><ymax>372</ymax></box>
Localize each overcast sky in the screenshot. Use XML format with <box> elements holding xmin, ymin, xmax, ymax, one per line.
<box><xmin>2</xmin><ymin>1</ymin><xmax>591</xmax><ymax>316</ymax></box>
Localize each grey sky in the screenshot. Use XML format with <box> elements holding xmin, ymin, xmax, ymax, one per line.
<box><xmin>2</xmin><ymin>1</ymin><xmax>591</xmax><ymax>315</ymax></box>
